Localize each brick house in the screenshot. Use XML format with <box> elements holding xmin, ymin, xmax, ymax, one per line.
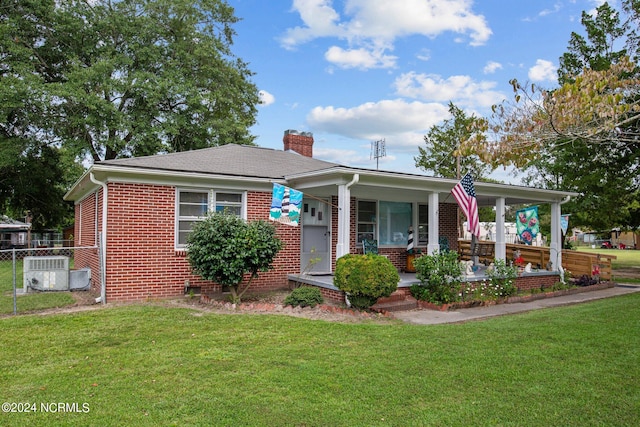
<box><xmin>64</xmin><ymin>130</ymin><xmax>576</xmax><ymax>303</ymax></box>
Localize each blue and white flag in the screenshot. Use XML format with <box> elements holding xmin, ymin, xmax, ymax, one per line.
<box><xmin>270</xmin><ymin>183</ymin><xmax>303</xmax><ymax>226</ymax></box>
<box><xmin>560</xmin><ymin>215</ymin><xmax>570</xmax><ymax>236</ymax></box>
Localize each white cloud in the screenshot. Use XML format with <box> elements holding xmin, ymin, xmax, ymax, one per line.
<box><xmin>258</xmin><ymin>90</ymin><xmax>275</xmax><ymax>107</ymax></box>
<box><xmin>281</xmin><ymin>0</ymin><xmax>492</xmax><ymax>69</ymax></box>
<box><xmin>306</xmin><ymin>99</ymin><xmax>449</xmax><ymax>143</ymax></box>
<box><xmin>483</xmin><ymin>61</ymin><xmax>502</xmax><ymax>74</ymax></box>
<box><xmin>324</xmin><ymin>45</ymin><xmax>397</xmax><ymax>69</ymax></box>
<box><xmin>393</xmin><ymin>72</ymin><xmax>506</xmax><ymax>109</ymax></box>
<box><xmin>280</xmin><ymin>0</ymin><xmax>345</xmax><ymax>49</ymax></box>
<box><xmin>528</xmin><ymin>59</ymin><xmax>557</xmax><ymax>82</ymax></box>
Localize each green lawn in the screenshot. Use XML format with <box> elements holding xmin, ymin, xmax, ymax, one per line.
<box><xmin>1</xmin><ymin>295</ymin><xmax>639</xmax><ymax>426</ymax></box>
<box><xmin>576</xmin><ymin>247</ymin><xmax>640</xmax><ymax>269</ymax></box>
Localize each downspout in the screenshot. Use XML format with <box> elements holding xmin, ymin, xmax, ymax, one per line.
<box><xmin>556</xmin><ymin>196</ymin><xmax>571</xmax><ymax>283</ymax></box>
<box><xmin>346</xmin><ymin>173</ymin><xmax>360</xmax><ymax>190</ymax></box>
<box><xmin>341</xmin><ymin>174</ymin><xmax>359</xmax><ymax>307</ymax></box>
<box><xmin>89</xmin><ymin>172</ymin><xmax>107</xmax><ymax>305</ymax></box>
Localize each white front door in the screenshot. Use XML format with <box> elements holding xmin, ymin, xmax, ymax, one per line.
<box><xmin>301</xmin><ymin>199</ymin><xmax>331</xmax><ymax>273</ymax></box>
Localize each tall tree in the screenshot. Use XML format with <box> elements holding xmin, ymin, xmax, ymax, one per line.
<box><xmin>1</xmin><ymin>0</ymin><xmax>259</xmax><ymax>163</ymax></box>
<box><xmin>415</xmin><ymin>102</ymin><xmax>493</xmax><ymax>179</ymax></box>
<box><xmin>1</xmin><ymin>0</ymin><xmax>259</xmax><ymax>229</ymax></box>
<box><xmin>465</xmin><ymin>1</ymin><xmax>640</xmax><ymax>231</ymax></box>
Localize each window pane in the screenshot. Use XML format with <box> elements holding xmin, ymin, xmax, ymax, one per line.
<box><xmin>418</xmin><ymin>204</ymin><xmax>428</xmax><ymax>245</ymax></box>
<box><xmin>180</xmin><ymin>192</ymin><xmax>208</xmax><ymax>204</ymax></box>
<box><xmin>215</xmin><ymin>205</ymin><xmax>241</xmax><ymax>216</ymax></box>
<box><xmin>379</xmin><ymin>202</ymin><xmax>412</xmax><ymax>245</ymax></box>
<box><xmin>179</xmin><ymin>192</ymin><xmax>208</xmax><ymax>217</ymax></box>
<box><xmin>178</xmin><ymin>220</ymin><xmax>198</xmax><ymax>245</ymax></box>
<box><xmin>357</xmin><ymin>201</ymin><xmax>376</xmax><ymax>222</ymax></box>
<box><xmin>217</xmin><ymin>193</ymin><xmax>241</xmax><ymax>203</ymax></box>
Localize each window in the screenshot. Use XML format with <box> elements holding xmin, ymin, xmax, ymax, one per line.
<box><xmin>357</xmin><ymin>200</ymin><xmax>413</xmax><ymax>246</ymax></box>
<box><xmin>378</xmin><ymin>201</ymin><xmax>412</xmax><ymax>246</ymax></box>
<box><xmin>418</xmin><ymin>204</ymin><xmax>429</xmax><ymax>246</ymax></box>
<box><xmin>176</xmin><ymin>190</ymin><xmax>244</xmax><ymax>247</ymax></box>
<box><xmin>357</xmin><ymin>200</ymin><xmax>376</xmax><ymax>244</ymax></box>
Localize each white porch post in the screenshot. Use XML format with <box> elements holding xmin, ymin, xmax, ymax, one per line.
<box><xmin>427</xmin><ymin>192</ymin><xmax>439</xmax><ymax>254</ymax></box>
<box><xmin>495</xmin><ymin>197</ymin><xmax>506</xmax><ymax>261</ymax></box>
<box><xmin>336</xmin><ymin>174</ymin><xmax>359</xmax><ymax>259</ymax></box>
<box><xmin>550</xmin><ymin>201</ymin><xmax>562</xmax><ymax>271</ymax></box>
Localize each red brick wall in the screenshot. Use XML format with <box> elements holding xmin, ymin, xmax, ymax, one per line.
<box><xmin>97</xmin><ymin>183</ymin><xmax>300</xmax><ymax>302</ymax></box>
<box><xmin>74</xmin><ymin>192</ymin><xmax>102</xmax><ymax>295</ymax></box>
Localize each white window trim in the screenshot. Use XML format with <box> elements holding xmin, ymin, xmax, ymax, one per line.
<box><xmin>175</xmin><ymin>188</ymin><xmax>246</xmax><ymax>249</ymax></box>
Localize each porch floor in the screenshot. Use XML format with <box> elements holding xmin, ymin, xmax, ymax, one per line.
<box><xmin>288</xmin><ymin>267</ymin><xmax>558</xmax><ymax>292</ymax></box>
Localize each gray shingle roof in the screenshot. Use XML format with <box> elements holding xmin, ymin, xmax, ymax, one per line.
<box><xmin>99</xmin><ymin>144</ymin><xmax>338</xmax><ymax>179</ymax></box>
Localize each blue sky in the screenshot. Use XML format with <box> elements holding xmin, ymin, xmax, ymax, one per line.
<box><xmin>229</xmin><ymin>0</ymin><xmax>608</xmax><ymax>183</ymax></box>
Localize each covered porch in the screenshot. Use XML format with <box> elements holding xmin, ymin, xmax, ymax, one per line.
<box><xmin>286</xmin><ymin>167</ymin><xmax>578</xmax><ymax>276</ymax></box>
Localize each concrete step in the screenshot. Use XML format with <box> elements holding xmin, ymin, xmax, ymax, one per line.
<box><xmin>371</xmin><ymin>295</ymin><xmax>418</xmax><ymax>312</ymax></box>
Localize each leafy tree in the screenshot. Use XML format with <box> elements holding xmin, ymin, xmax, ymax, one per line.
<box><xmin>186</xmin><ymin>214</ymin><xmax>283</xmax><ymax>304</ymax></box>
<box><xmin>415</xmin><ymin>102</ymin><xmax>493</xmax><ymax>179</ymax></box>
<box><xmin>465</xmin><ymin>1</ymin><xmax>640</xmax><ymax>231</ymax></box>
<box><xmin>1</xmin><ymin>0</ymin><xmax>259</xmax><ymax>230</ymax></box>
<box><xmin>1</xmin><ymin>0</ymin><xmax>259</xmax><ymax>163</ymax></box>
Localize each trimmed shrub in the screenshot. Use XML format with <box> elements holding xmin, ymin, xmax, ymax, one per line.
<box><xmin>411</xmin><ymin>250</ymin><xmax>462</xmax><ymax>304</ymax></box>
<box><xmin>187</xmin><ymin>213</ymin><xmax>282</xmax><ymax>304</ymax></box>
<box><xmin>283</xmin><ymin>287</ymin><xmax>324</xmax><ymax>308</ymax></box>
<box><xmin>334</xmin><ymin>254</ymin><xmax>400</xmax><ymax>309</ymax></box>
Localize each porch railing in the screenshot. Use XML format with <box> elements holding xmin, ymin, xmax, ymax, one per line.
<box><xmin>457</xmin><ymin>240</ymin><xmax>616</xmax><ymax>281</ymax></box>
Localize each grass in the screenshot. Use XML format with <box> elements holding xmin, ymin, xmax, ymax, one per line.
<box><xmin>1</xmin><ymin>295</ymin><xmax>639</xmax><ymax>426</ymax></box>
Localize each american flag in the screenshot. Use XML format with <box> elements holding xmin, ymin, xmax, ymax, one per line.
<box><xmin>452</xmin><ymin>173</ymin><xmax>480</xmax><ymax>238</ymax></box>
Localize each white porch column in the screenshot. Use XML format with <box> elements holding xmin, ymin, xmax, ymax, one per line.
<box><xmin>495</xmin><ymin>197</ymin><xmax>506</xmax><ymax>261</ymax></box>
<box><xmin>427</xmin><ymin>192</ymin><xmax>440</xmax><ymax>254</ymax></box>
<box><xmin>550</xmin><ymin>201</ymin><xmax>562</xmax><ymax>271</ymax></box>
<box><xmin>336</xmin><ymin>174</ymin><xmax>359</xmax><ymax>259</ymax></box>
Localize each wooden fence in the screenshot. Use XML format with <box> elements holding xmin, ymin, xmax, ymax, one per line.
<box><xmin>458</xmin><ymin>240</ymin><xmax>616</xmax><ymax>281</ymax></box>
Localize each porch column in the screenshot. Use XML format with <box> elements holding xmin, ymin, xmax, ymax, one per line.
<box><xmin>336</xmin><ymin>174</ymin><xmax>359</xmax><ymax>259</ymax></box>
<box><xmin>550</xmin><ymin>201</ymin><xmax>562</xmax><ymax>271</ymax></box>
<box><xmin>427</xmin><ymin>192</ymin><xmax>439</xmax><ymax>254</ymax></box>
<box><xmin>495</xmin><ymin>197</ymin><xmax>506</xmax><ymax>261</ymax></box>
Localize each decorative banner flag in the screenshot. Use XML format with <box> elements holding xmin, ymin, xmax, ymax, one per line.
<box><xmin>270</xmin><ymin>183</ymin><xmax>303</xmax><ymax>226</ymax></box>
<box><xmin>516</xmin><ymin>206</ymin><xmax>539</xmax><ymax>245</ymax></box>
<box><xmin>452</xmin><ymin>173</ymin><xmax>480</xmax><ymax>238</ymax></box>
<box><xmin>560</xmin><ymin>214</ymin><xmax>570</xmax><ymax>236</ymax></box>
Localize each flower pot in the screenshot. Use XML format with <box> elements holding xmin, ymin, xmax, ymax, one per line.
<box><xmin>406</xmin><ymin>253</ymin><xmax>416</xmax><ymax>273</ymax></box>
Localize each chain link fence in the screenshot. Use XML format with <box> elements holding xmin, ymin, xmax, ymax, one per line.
<box><xmin>0</xmin><ymin>246</ymin><xmax>98</xmax><ymax>315</ymax></box>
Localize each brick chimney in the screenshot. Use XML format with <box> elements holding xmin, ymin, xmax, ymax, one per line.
<box><xmin>283</xmin><ymin>129</ymin><xmax>313</xmax><ymax>157</ymax></box>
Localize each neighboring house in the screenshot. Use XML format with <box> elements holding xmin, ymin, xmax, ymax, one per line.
<box><xmin>0</xmin><ymin>215</ymin><xmax>30</xmax><ymax>249</ymax></box>
<box><xmin>64</xmin><ymin>130</ymin><xmax>577</xmax><ymax>302</ymax></box>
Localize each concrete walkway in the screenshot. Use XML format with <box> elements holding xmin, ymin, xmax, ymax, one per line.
<box><xmin>393</xmin><ymin>284</ymin><xmax>640</xmax><ymax>325</ymax></box>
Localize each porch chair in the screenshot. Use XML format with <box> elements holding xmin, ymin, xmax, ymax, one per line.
<box><xmin>439</xmin><ymin>236</ymin><xmax>449</xmax><ymax>252</ymax></box>
<box><xmin>362</xmin><ymin>239</ymin><xmax>378</xmax><ymax>255</ymax></box>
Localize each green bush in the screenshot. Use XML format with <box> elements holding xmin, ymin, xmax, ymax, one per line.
<box><xmin>411</xmin><ymin>250</ymin><xmax>462</xmax><ymax>304</ymax></box>
<box><xmin>485</xmin><ymin>258</ymin><xmax>518</xmax><ymax>297</ymax></box>
<box><xmin>283</xmin><ymin>287</ymin><xmax>324</xmax><ymax>308</ymax></box>
<box><xmin>187</xmin><ymin>213</ymin><xmax>283</xmax><ymax>304</ymax></box>
<box><xmin>334</xmin><ymin>254</ymin><xmax>400</xmax><ymax>309</ymax></box>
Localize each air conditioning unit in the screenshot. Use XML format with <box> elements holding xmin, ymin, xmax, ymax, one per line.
<box><xmin>23</xmin><ymin>256</ymin><xmax>70</xmax><ymax>292</ymax></box>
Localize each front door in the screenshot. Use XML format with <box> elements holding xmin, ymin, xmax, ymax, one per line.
<box><xmin>301</xmin><ymin>199</ymin><xmax>331</xmax><ymax>273</ymax></box>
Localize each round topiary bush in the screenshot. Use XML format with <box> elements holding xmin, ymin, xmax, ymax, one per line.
<box><xmin>334</xmin><ymin>254</ymin><xmax>400</xmax><ymax>309</ymax></box>
<box><xmin>283</xmin><ymin>286</ymin><xmax>324</xmax><ymax>308</ymax></box>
